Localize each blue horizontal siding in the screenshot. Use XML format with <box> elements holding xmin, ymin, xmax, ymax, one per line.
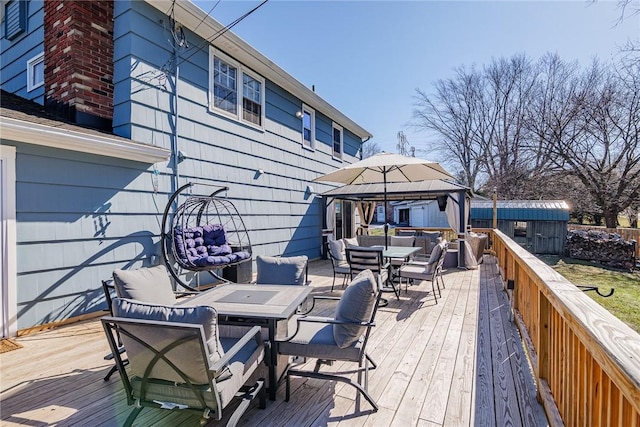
<box><xmin>8</xmin><ymin>0</ymin><xmax>367</xmax><ymax>331</ymax></box>
<box><xmin>0</xmin><ymin>0</ymin><xmax>44</xmax><ymax>103</ymax></box>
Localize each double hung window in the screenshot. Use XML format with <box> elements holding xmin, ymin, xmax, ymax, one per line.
<box><xmin>332</xmin><ymin>123</ymin><xmax>343</xmax><ymax>160</ymax></box>
<box><xmin>210</xmin><ymin>48</ymin><xmax>264</xmax><ymax>128</ymax></box>
<box><xmin>301</xmin><ymin>104</ymin><xmax>315</xmax><ymax>149</ymax></box>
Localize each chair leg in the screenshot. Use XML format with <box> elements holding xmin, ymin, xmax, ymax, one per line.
<box><xmin>331</xmin><ymin>272</ymin><xmax>336</xmax><ymax>292</ymax></box>
<box><xmin>432</xmin><ymin>279</ymin><xmax>438</xmax><ymax>304</ymax></box>
<box><xmin>103</xmin><ymin>364</ymin><xmax>118</xmax><ymax>381</ymax></box>
<box><xmin>227</xmin><ymin>379</ymin><xmax>265</xmax><ymax>427</ymax></box>
<box><xmin>285</xmin><ymin>371</ymin><xmax>291</xmax><ymax>402</ymax></box>
<box><xmin>365</xmin><ymin>353</ymin><xmax>378</xmax><ymax>370</ymax></box>
<box><xmin>124</xmin><ymin>407</ymin><xmax>143</xmax><ymax>427</ymax></box>
<box><xmin>287</xmin><ymin>368</ymin><xmax>378</xmax><ymax>412</ymax></box>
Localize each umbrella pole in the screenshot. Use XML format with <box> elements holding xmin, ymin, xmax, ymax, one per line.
<box><xmin>383</xmin><ymin>167</ymin><xmax>388</xmax><ymax>249</ymax></box>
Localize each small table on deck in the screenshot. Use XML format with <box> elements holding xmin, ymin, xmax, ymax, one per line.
<box><xmin>382</xmin><ymin>245</ymin><xmax>422</xmax><ymax>261</ymax></box>
<box><xmin>379</xmin><ymin>246</ymin><xmax>422</xmax><ymax>301</ymax></box>
<box><xmin>179</xmin><ymin>283</ymin><xmax>311</xmax><ymax>401</ymax></box>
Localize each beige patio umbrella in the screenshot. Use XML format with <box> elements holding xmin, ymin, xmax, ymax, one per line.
<box><xmin>314</xmin><ymin>152</ymin><xmax>455</xmax><ymax>247</ymax></box>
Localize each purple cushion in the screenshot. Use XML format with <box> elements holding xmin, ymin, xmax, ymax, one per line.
<box><xmin>174</xmin><ymin>225</ymin><xmax>249</xmax><ymax>267</ymax></box>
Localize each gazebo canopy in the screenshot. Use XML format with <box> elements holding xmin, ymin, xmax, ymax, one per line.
<box><xmin>320</xmin><ymin>180</ymin><xmax>472</xmax><ymax>201</ymax></box>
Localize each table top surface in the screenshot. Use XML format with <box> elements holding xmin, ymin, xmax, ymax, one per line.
<box><xmin>382</xmin><ymin>246</ymin><xmax>422</xmax><ymax>258</ymax></box>
<box><xmin>178</xmin><ymin>283</ymin><xmax>312</xmax><ymax>320</ymax></box>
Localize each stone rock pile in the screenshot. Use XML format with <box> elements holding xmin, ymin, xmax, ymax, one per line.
<box><xmin>566</xmin><ymin>229</ymin><xmax>637</xmax><ymax>270</ymax></box>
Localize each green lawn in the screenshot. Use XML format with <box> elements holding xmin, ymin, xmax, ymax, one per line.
<box><xmin>539</xmin><ymin>256</ymin><xmax>640</xmax><ymax>334</ymax></box>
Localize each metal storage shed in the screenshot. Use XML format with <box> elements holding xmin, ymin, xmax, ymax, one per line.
<box><xmin>470</xmin><ymin>200</ymin><xmax>570</xmax><ymax>255</ymax></box>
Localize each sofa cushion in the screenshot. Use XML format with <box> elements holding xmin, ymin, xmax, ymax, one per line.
<box><xmin>343</xmin><ymin>237</ymin><xmax>359</xmax><ymax>248</ymax></box>
<box><xmin>333</xmin><ymin>269</ymin><xmax>377</xmax><ymax>348</ymax></box>
<box><xmin>112</xmin><ymin>265</ymin><xmax>177</xmax><ymax>305</ymax></box>
<box><xmin>256</xmin><ymin>255</ymin><xmax>308</xmax><ymax>285</ymax></box>
<box><xmin>390</xmin><ymin>235</ymin><xmax>415</xmax><ymax>247</ymax></box>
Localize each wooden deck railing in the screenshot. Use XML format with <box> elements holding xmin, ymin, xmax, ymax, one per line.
<box><xmin>393</xmin><ymin>226</ymin><xmax>458</xmax><ymax>242</ymax></box>
<box><xmin>394</xmin><ymin>227</ymin><xmax>495</xmax><ymax>253</ymax></box>
<box><xmin>567</xmin><ymin>224</ymin><xmax>640</xmax><ymax>260</ymax></box>
<box><xmin>493</xmin><ymin>229</ymin><xmax>640</xmax><ymax>426</ymax></box>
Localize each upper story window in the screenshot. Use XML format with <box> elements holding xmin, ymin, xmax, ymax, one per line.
<box><xmin>301</xmin><ymin>104</ymin><xmax>315</xmax><ymax>149</ymax></box>
<box><xmin>4</xmin><ymin>0</ymin><xmax>27</xmax><ymax>41</ymax></box>
<box><xmin>27</xmin><ymin>52</ymin><xmax>44</xmax><ymax>92</ymax></box>
<box><xmin>332</xmin><ymin>123</ymin><xmax>343</xmax><ymax>160</ymax></box>
<box><xmin>210</xmin><ymin>48</ymin><xmax>264</xmax><ymax>128</ymax></box>
<box><xmin>242</xmin><ymin>73</ymin><xmax>262</xmax><ymax>125</ymax></box>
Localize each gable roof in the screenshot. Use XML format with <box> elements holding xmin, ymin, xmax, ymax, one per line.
<box><xmin>0</xmin><ymin>90</ymin><xmax>170</xmax><ymax>163</ymax></box>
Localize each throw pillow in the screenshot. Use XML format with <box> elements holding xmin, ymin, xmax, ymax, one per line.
<box><xmin>112</xmin><ymin>264</ymin><xmax>177</xmax><ymax>305</ymax></box>
<box><xmin>333</xmin><ymin>269</ymin><xmax>377</xmax><ymax>348</ymax></box>
<box><xmin>343</xmin><ymin>237</ymin><xmax>359</xmax><ymax>248</ymax></box>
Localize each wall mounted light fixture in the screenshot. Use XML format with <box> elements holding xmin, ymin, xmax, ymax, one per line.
<box><xmin>295</xmin><ymin>111</ymin><xmax>304</xmax><ymax>119</ymax></box>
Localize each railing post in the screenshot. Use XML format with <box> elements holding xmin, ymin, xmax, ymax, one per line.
<box><xmin>538</xmin><ymin>291</ymin><xmax>550</xmax><ymax>388</ymax></box>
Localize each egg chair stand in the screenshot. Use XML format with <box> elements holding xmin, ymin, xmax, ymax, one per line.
<box><xmin>161</xmin><ymin>182</ymin><xmax>252</xmax><ymax>291</ymax></box>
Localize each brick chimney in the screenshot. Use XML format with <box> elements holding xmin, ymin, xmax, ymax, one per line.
<box><xmin>44</xmin><ymin>0</ymin><xmax>114</xmax><ymax>131</ymax></box>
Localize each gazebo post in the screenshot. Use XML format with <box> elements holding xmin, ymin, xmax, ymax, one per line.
<box><xmin>458</xmin><ymin>189</ymin><xmax>467</xmax><ymax>268</ymax></box>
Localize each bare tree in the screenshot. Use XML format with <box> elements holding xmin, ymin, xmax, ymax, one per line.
<box><xmin>479</xmin><ymin>54</ymin><xmax>544</xmax><ymax>198</ymax></box>
<box><xmin>413</xmin><ymin>54</ymin><xmax>545</xmax><ymax>197</ymax></box>
<box><xmin>361</xmin><ymin>139</ymin><xmax>381</xmax><ymax>159</ymax></box>
<box><xmin>413</xmin><ymin>65</ymin><xmax>485</xmax><ymax>190</ymax></box>
<box><xmin>534</xmin><ymin>58</ymin><xmax>640</xmax><ymax>227</ymax></box>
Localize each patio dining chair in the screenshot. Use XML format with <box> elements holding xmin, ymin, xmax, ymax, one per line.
<box><xmin>102</xmin><ymin>298</ymin><xmax>266</xmax><ymax>427</ymax></box>
<box><xmin>255</xmin><ymin>255</ymin><xmax>309</xmax><ymax>286</ymax></box>
<box><xmin>398</xmin><ymin>241</ymin><xmax>449</xmax><ymax>303</ymax></box>
<box><xmin>102</xmin><ymin>265</ymin><xmax>198</xmax><ymax>381</ymax></box>
<box><xmin>326</xmin><ymin>240</ymin><xmax>351</xmax><ymax>291</ymax></box>
<box><xmin>277</xmin><ymin>269</ymin><xmax>382</xmax><ymax>412</ymax></box>
<box><xmin>111</xmin><ymin>264</ymin><xmax>197</xmax><ymax>305</ymax></box>
<box><xmin>346</xmin><ymin>246</ymin><xmax>397</xmax><ymax>300</ymax></box>
<box><xmin>101</xmin><ymin>278</ymin><xmax>126</xmax><ymax>381</ymax></box>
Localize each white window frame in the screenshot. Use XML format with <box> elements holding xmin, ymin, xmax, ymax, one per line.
<box><xmin>209</xmin><ymin>47</ymin><xmax>265</xmax><ymax>129</ymax></box>
<box><xmin>332</xmin><ymin>122</ymin><xmax>343</xmax><ymax>160</ymax></box>
<box><xmin>26</xmin><ymin>52</ymin><xmax>44</xmax><ymax>92</ymax></box>
<box><xmin>301</xmin><ymin>104</ymin><xmax>315</xmax><ymax>150</ymax></box>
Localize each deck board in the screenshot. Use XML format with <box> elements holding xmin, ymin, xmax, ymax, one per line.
<box><xmin>0</xmin><ymin>256</ymin><xmax>547</xmax><ymax>426</ymax></box>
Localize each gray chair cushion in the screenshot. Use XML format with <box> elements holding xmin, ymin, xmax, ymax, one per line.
<box><xmin>112</xmin><ymin>265</ymin><xmax>177</xmax><ymax>305</ymax></box>
<box><xmin>328</xmin><ymin>239</ymin><xmax>346</xmax><ymax>261</ymax></box>
<box><xmin>334</xmin><ymin>262</ymin><xmax>351</xmax><ymax>274</ymax></box>
<box><xmin>333</xmin><ymin>269</ymin><xmax>377</xmax><ymax>349</ymax></box>
<box><xmin>278</xmin><ymin>321</ymin><xmax>361</xmax><ymax>362</ymax></box>
<box><xmin>256</xmin><ymin>255</ymin><xmax>308</xmax><ymax>285</ymax></box>
<box><xmin>112</xmin><ymin>298</ymin><xmax>224</xmax><ymax>364</ymax></box>
<box><xmin>428</xmin><ymin>241</ymin><xmax>444</xmax><ymax>264</ymax></box>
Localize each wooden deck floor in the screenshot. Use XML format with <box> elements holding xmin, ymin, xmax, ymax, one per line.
<box><xmin>0</xmin><ymin>256</ymin><xmax>548</xmax><ymax>426</ymax></box>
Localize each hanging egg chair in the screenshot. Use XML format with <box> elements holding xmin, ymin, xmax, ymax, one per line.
<box><xmin>161</xmin><ymin>182</ymin><xmax>252</xmax><ymax>291</ymax></box>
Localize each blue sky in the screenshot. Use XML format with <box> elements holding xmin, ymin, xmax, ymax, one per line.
<box><xmin>194</xmin><ymin>0</ymin><xmax>639</xmax><ymax>159</ymax></box>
